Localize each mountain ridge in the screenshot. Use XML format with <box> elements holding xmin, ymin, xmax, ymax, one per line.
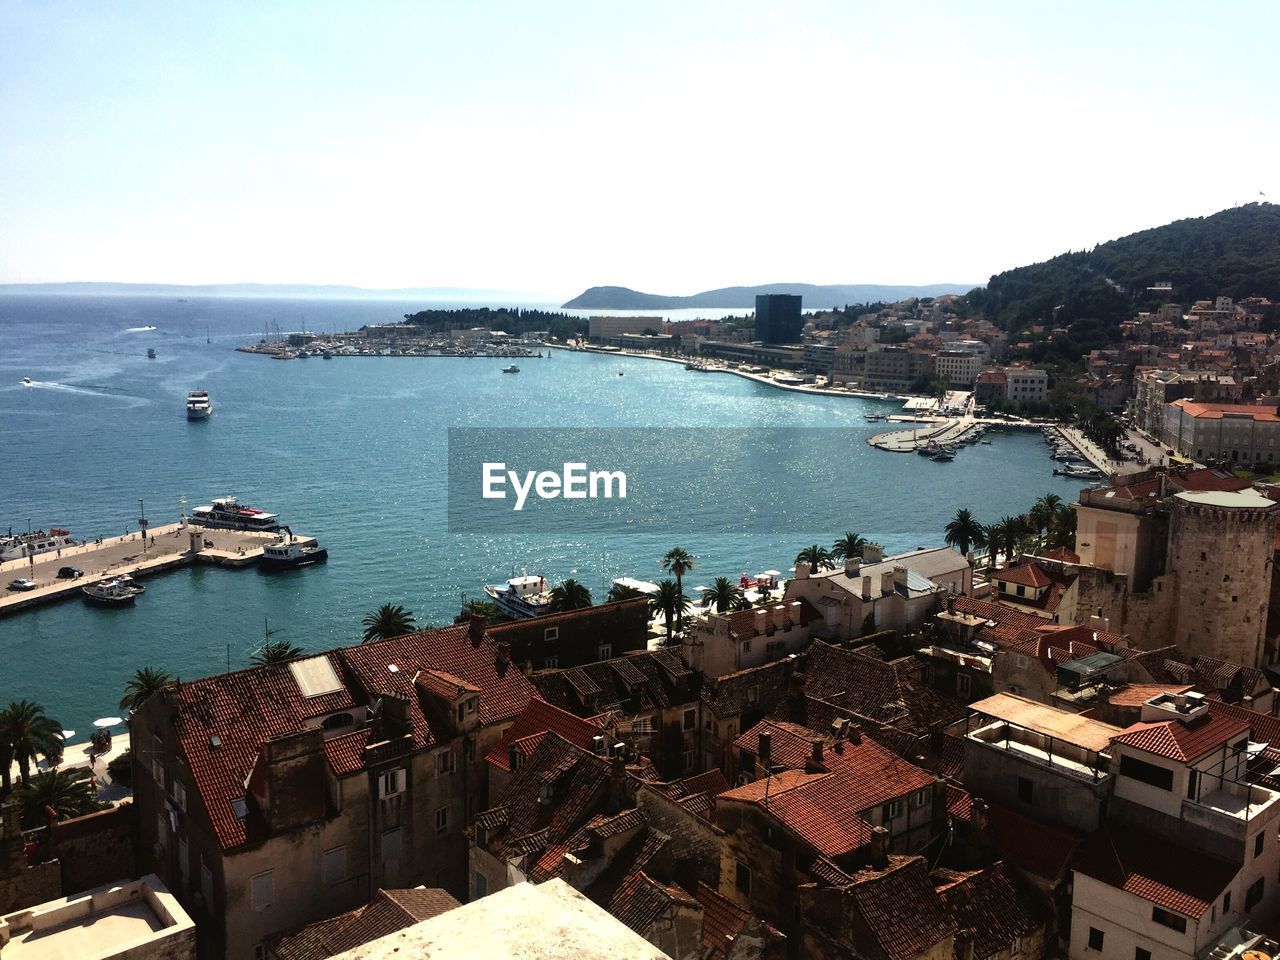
<box><xmin>561</xmin><ymin>282</ymin><xmax>974</xmax><ymax>310</ymax></box>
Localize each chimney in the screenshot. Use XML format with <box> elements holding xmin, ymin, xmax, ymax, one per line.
<box><xmin>893</xmin><ymin>565</ymin><xmax>908</xmax><ymax>588</ymax></box>
<box><xmin>844</xmin><ymin>557</ymin><xmax>860</xmax><ymax>577</ymax></box>
<box><xmin>956</xmin><ymin>930</ymin><xmax>976</xmax><ymax>960</ymax></box>
<box><xmin>869</xmin><ymin>825</ymin><xmax>889</xmax><ymax>868</ymax></box>
<box><xmin>495</xmin><ymin>641</ymin><xmax>510</xmax><ymax>676</ymax></box>
<box><xmin>811</xmin><ymin>740</ymin><xmax>824</xmax><ymax>765</ymax></box>
<box><xmin>591</xmin><ymin>735</ymin><xmax>605</xmax><ymax>755</ymax></box>
<box><xmin>758</xmin><ymin>730</ymin><xmax>772</xmax><ymax>769</ymax></box>
<box><xmin>469</xmin><ymin>612</ymin><xmax>486</xmax><ymax>647</ymax></box>
<box><xmin>970</xmin><ymin>797</ymin><xmax>995</xmax><ymax>863</ymax></box>
<box><xmin>847</xmin><ymin>723</ymin><xmax>861</xmax><ymax>745</ymax></box>
<box><xmin>793</xmin><ymin>562</ymin><xmax>809</xmax><ymax>580</ymax></box>
<box><xmin>861</xmin><ymin>575</ymin><xmax>872</xmax><ymax>600</ymax></box>
<box><xmin>864</xmin><ymin>543</ymin><xmax>885</xmax><ymax>563</ymax></box>
<box><xmin>880</xmin><ymin>570</ymin><xmax>894</xmax><ymax>596</ymax></box>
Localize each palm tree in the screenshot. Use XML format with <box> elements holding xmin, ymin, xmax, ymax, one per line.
<box><xmin>251</xmin><ymin>640</ymin><xmax>305</xmax><ymax>666</ymax></box>
<box><xmin>832</xmin><ymin>532</ymin><xmax>869</xmax><ymax>561</ymax></box>
<box><xmin>454</xmin><ymin>599</ymin><xmax>507</xmax><ymax>625</ymax></box>
<box><xmin>549</xmin><ymin>579</ymin><xmax>592</xmax><ymax>612</ymax></box>
<box><xmin>660</xmin><ymin>548</ymin><xmax>697</xmax><ymax>629</ymax></box>
<box><xmin>607</xmin><ymin>582</ymin><xmax>644</xmax><ymax>603</ymax></box>
<box><xmin>1046</xmin><ymin>504</ymin><xmax>1077</xmax><ymax>550</ymax></box>
<box><xmin>987</xmin><ymin>516</ymin><xmax>1025</xmax><ymax>567</ymax></box>
<box><xmin>943</xmin><ymin>509</ymin><xmax>986</xmax><ymax>556</ymax></box>
<box><xmin>650</xmin><ymin>579</ymin><xmax>689</xmax><ymax>643</ymax></box>
<box><xmin>15</xmin><ymin>768</ymin><xmax>99</xmax><ymax>829</ymax></box>
<box><xmin>0</xmin><ymin>700</ymin><xmax>64</xmax><ymax>788</ymax></box>
<box><xmin>362</xmin><ymin>604</ymin><xmax>415</xmax><ymax>643</ymax></box>
<box><xmin>731</xmin><ymin>593</ymin><xmax>754</xmax><ymax>612</ymax></box>
<box><xmin>119</xmin><ymin>667</ymin><xmax>175</xmax><ymax>713</ymax></box>
<box><xmin>702</xmin><ymin>577</ymin><xmax>744</xmax><ymax>613</ymax></box>
<box><xmin>795</xmin><ymin>544</ymin><xmax>835</xmax><ymax>574</ymax></box>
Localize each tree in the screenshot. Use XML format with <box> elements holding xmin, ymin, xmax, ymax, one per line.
<box><xmin>660</xmin><ymin>548</ymin><xmax>697</xmax><ymax>630</ymax></box>
<box><xmin>15</xmin><ymin>767</ymin><xmax>99</xmax><ymax>829</ymax></box>
<box><xmin>795</xmin><ymin>544</ymin><xmax>835</xmax><ymax>574</ymax></box>
<box><xmin>0</xmin><ymin>700</ymin><xmax>64</xmax><ymax>790</ymax></box>
<box><xmin>607</xmin><ymin>582</ymin><xmax>644</xmax><ymax>603</ymax></box>
<box><xmin>832</xmin><ymin>532</ymin><xmax>869</xmax><ymax>561</ymax></box>
<box><xmin>701</xmin><ymin>577</ymin><xmax>744</xmax><ymax>613</ymax></box>
<box><xmin>1046</xmin><ymin>504</ymin><xmax>1077</xmax><ymax>550</ymax></box>
<box><xmin>119</xmin><ymin>667</ymin><xmax>175</xmax><ymax>713</ymax></box>
<box><xmin>943</xmin><ymin>509</ymin><xmax>986</xmax><ymax>556</ymax></box>
<box><xmin>251</xmin><ymin>640</ymin><xmax>305</xmax><ymax>666</ymax></box>
<box><xmin>987</xmin><ymin>516</ymin><xmax>1025</xmax><ymax>567</ymax></box>
<box><xmin>362</xmin><ymin>604</ymin><xmax>415</xmax><ymax>643</ymax></box>
<box><xmin>650</xmin><ymin>579</ymin><xmax>689</xmax><ymax>642</ymax></box>
<box><xmin>549</xmin><ymin>579</ymin><xmax>592</xmax><ymax>612</ymax></box>
<box><xmin>454</xmin><ymin>599</ymin><xmax>508</xmax><ymax>625</ymax></box>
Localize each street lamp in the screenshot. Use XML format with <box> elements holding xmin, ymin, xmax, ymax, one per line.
<box><xmin>138</xmin><ymin>499</ymin><xmax>148</xmax><ymax>553</ymax></box>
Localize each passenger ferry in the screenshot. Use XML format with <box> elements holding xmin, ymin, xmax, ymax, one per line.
<box><xmin>186</xmin><ymin>390</ymin><xmax>212</xmax><ymax>420</ymax></box>
<box><xmin>260</xmin><ymin>532</ymin><xmax>328</xmax><ymax>570</ymax></box>
<box><xmin>0</xmin><ymin>528</ymin><xmax>78</xmax><ymax>563</ymax></box>
<box><xmin>483</xmin><ymin>575</ymin><xmax>554</xmax><ymax>619</ymax></box>
<box><xmin>191</xmin><ymin>497</ymin><xmax>281</xmax><ymax>532</ymax></box>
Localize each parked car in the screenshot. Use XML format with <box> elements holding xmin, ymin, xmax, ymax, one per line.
<box><xmin>57</xmin><ymin>566</ymin><xmax>84</xmax><ymax>579</ymax></box>
<box><xmin>7</xmin><ymin>578</ymin><xmax>37</xmax><ymax>591</ymax></box>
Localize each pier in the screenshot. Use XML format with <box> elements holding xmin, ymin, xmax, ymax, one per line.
<box><xmin>0</xmin><ymin>521</ymin><xmax>302</xmax><ymax>617</ymax></box>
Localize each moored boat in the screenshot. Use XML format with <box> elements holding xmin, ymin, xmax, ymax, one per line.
<box><xmin>483</xmin><ymin>575</ymin><xmax>553</xmax><ymax>619</ymax></box>
<box><xmin>82</xmin><ymin>576</ymin><xmax>142</xmax><ymax>607</ymax></box>
<box><xmin>260</xmin><ymin>531</ymin><xmax>328</xmax><ymax>569</ymax></box>
<box><xmin>0</xmin><ymin>528</ymin><xmax>78</xmax><ymax>563</ymax></box>
<box><xmin>191</xmin><ymin>496</ymin><xmax>281</xmax><ymax>531</ymax></box>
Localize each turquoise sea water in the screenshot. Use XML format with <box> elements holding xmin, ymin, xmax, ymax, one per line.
<box><xmin>0</xmin><ymin>295</ymin><xmax>1084</xmax><ymax>734</ymax></box>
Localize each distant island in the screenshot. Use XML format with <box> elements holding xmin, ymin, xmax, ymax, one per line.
<box><xmin>561</xmin><ymin>282</ymin><xmax>974</xmax><ymax>310</ymax></box>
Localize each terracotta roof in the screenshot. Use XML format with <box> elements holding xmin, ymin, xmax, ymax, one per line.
<box><xmin>1074</xmin><ymin>825</ymin><xmax>1237</xmax><ymax>918</ymax></box>
<box><xmin>533</xmin><ymin>650</ymin><xmax>700</xmax><ymax>716</ymax></box>
<box><xmin>843</xmin><ymin>857</ymin><xmax>958</xmax><ymax>960</ymax></box>
<box><xmin>695</xmin><ymin>882</ymin><xmax>769</xmax><ymax>960</ymax></box>
<box><xmin>936</xmin><ymin>862</ymin><xmax>1049</xmax><ymax>960</ymax></box>
<box><xmin>322</xmin><ymin>728</ymin><xmax>371</xmax><ymax>777</ymax></box>
<box><xmin>1112</xmin><ymin>713</ymin><xmax>1249</xmax><ymax>762</ymax></box>
<box><xmin>1106</xmin><ymin>684</ymin><xmax>1195</xmax><ymax>708</ymax></box>
<box><xmin>1036</xmin><ymin>546</ymin><xmax>1081</xmax><ymax>564</ymax></box>
<box><xmin>1207</xmin><ymin>699</ymin><xmax>1280</xmax><ymax>749</ymax></box>
<box><xmin>986</xmin><ymin>803</ymin><xmax>1079</xmax><ymax>883</ymax></box>
<box><xmin>719</xmin><ymin>598</ymin><xmax>823</xmax><ymax>640</ymax></box>
<box><xmin>994</xmin><ymin>563</ymin><xmax>1052</xmax><ymax>589</ymax></box>
<box><xmin>951</xmin><ymin>596</ymin><xmax>1044</xmax><ymax>633</ymax></box>
<box><xmin>1093</xmin><ymin>467</ymin><xmax>1251</xmax><ymax>503</ymax></box>
<box><xmin>485</xmin><ymin>697</ymin><xmax>605</xmax><ymax>772</ymax></box>
<box><xmin>1172</xmin><ymin>399</ymin><xmax>1280</xmax><ymax>421</ymax></box>
<box><xmin>702</xmin><ymin>659</ymin><xmax>796</xmax><ymax>719</ymax></box>
<box><xmin>734</xmin><ymin>719</ymin><xmax>825</xmax><ymax>770</ymax></box>
<box><xmin>969</xmin><ymin>693</ymin><xmax>1122</xmax><ymax>752</ymax></box>
<box><xmin>268</xmin><ymin>887</ymin><xmax>460</xmax><ymax>960</ymax></box>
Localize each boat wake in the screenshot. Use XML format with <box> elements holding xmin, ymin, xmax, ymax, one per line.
<box><xmin>17</xmin><ymin>379</ymin><xmax>147</xmax><ymax>402</ymax></box>
<box><xmin>124</xmin><ymin>325</ymin><xmax>158</xmax><ymax>332</ymax></box>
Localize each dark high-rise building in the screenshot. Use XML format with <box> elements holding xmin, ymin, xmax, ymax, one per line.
<box><xmin>754</xmin><ymin>294</ymin><xmax>803</xmax><ymax>344</ymax></box>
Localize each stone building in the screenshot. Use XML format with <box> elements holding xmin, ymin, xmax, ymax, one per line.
<box><xmin>488</xmin><ymin>598</ymin><xmax>651</xmax><ymax>671</ymax></box>
<box><xmin>1162</xmin><ymin>400</ymin><xmax>1280</xmax><ymax>465</ymax></box>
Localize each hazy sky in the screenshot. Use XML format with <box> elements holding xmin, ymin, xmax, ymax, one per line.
<box><xmin>2</xmin><ymin>2</ymin><xmax>1277</xmax><ymax>297</ymax></box>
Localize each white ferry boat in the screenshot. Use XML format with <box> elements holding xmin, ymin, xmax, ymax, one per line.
<box><xmin>260</xmin><ymin>533</ymin><xmax>328</xmax><ymax>570</ymax></box>
<box><xmin>82</xmin><ymin>576</ymin><xmax>143</xmax><ymax>607</ymax></box>
<box><xmin>186</xmin><ymin>390</ymin><xmax>212</xmax><ymax>420</ymax></box>
<box><xmin>191</xmin><ymin>497</ymin><xmax>281</xmax><ymax>532</ymax></box>
<box><xmin>0</xmin><ymin>528</ymin><xmax>78</xmax><ymax>563</ymax></box>
<box><xmin>483</xmin><ymin>575</ymin><xmax>554</xmax><ymax>619</ymax></box>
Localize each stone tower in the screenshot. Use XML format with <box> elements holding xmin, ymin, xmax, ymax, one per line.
<box><xmin>1165</xmin><ymin>489</ymin><xmax>1277</xmax><ymax>667</ymax></box>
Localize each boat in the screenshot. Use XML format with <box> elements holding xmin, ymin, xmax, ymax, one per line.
<box><xmin>502</xmin><ymin>364</ymin><xmax>520</xmax><ymax>374</ymax></box>
<box><xmin>147</xmin><ymin>348</ymin><xmax>157</xmax><ymax>359</ymax></box>
<box><xmin>186</xmin><ymin>390</ymin><xmax>212</xmax><ymax>420</ymax></box>
<box><xmin>82</xmin><ymin>576</ymin><xmax>142</xmax><ymax>607</ymax></box>
<box><xmin>191</xmin><ymin>496</ymin><xmax>281</xmax><ymax>532</ymax></box>
<box><xmin>0</xmin><ymin>528</ymin><xmax>78</xmax><ymax>563</ymax></box>
<box><xmin>260</xmin><ymin>529</ymin><xmax>328</xmax><ymax>570</ymax></box>
<box><xmin>322</xmin><ymin>351</ymin><xmax>333</xmax><ymax>359</ymax></box>
<box><xmin>930</xmin><ymin>451</ymin><xmax>956</xmax><ymax>461</ymax></box>
<box><xmin>21</xmin><ymin>377</ymin><xmax>33</xmax><ymax>386</ymax></box>
<box><xmin>618</xmin><ymin>370</ymin><xmax>624</xmax><ymax>376</ymax></box>
<box><xmin>864</xmin><ymin>413</ymin><xmax>886</xmax><ymax>422</ymax></box>
<box><xmin>483</xmin><ymin>575</ymin><xmax>554</xmax><ymax>619</ymax></box>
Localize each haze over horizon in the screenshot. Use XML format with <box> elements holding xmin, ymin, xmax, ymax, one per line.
<box><xmin>2</xmin><ymin>1</ymin><xmax>1277</xmax><ymax>297</ymax></box>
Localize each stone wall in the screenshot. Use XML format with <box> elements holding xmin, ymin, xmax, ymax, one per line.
<box><xmin>48</xmin><ymin>802</ymin><xmax>136</xmax><ymax>894</ymax></box>
<box><xmin>636</xmin><ymin>786</ymin><xmax>725</xmax><ymax>889</ymax></box>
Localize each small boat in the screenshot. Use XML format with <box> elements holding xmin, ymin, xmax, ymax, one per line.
<box><xmin>147</xmin><ymin>348</ymin><xmax>157</xmax><ymax>359</ymax></box>
<box><xmin>322</xmin><ymin>351</ymin><xmax>333</xmax><ymax>359</ymax></box>
<box><xmin>618</xmin><ymin>370</ymin><xmax>624</xmax><ymax>376</ymax></box>
<box><xmin>980</xmin><ymin>439</ymin><xmax>992</xmax><ymax>444</ymax></box>
<box><xmin>21</xmin><ymin>377</ymin><xmax>33</xmax><ymax>386</ymax></box>
<box><xmin>864</xmin><ymin>413</ymin><xmax>886</xmax><ymax>422</ymax></box>
<box><xmin>502</xmin><ymin>364</ymin><xmax>520</xmax><ymax>374</ymax></box>
<box><xmin>931</xmin><ymin>452</ymin><xmax>955</xmax><ymax>461</ymax></box>
<box><xmin>186</xmin><ymin>390</ymin><xmax>212</xmax><ymax>420</ymax></box>
<box><xmin>82</xmin><ymin>577</ymin><xmax>142</xmax><ymax>607</ymax></box>
<box><xmin>260</xmin><ymin>530</ymin><xmax>328</xmax><ymax>570</ymax></box>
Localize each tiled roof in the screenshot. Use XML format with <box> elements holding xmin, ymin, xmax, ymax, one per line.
<box><xmin>1112</xmin><ymin>713</ymin><xmax>1249</xmax><ymax>761</ymax></box>
<box><xmin>1074</xmin><ymin>825</ymin><xmax>1237</xmax><ymax>918</ymax></box>
<box><xmin>533</xmin><ymin>650</ymin><xmax>700</xmax><ymax>716</ymax></box>
<box><xmin>1207</xmin><ymin>699</ymin><xmax>1280</xmax><ymax>749</ymax></box>
<box><xmin>1094</xmin><ymin>467</ymin><xmax>1251</xmax><ymax>503</ymax></box>
<box><xmin>844</xmin><ymin>857</ymin><xmax>958</xmax><ymax>960</ymax></box>
<box><xmin>695</xmin><ymin>882</ymin><xmax>764</xmax><ymax>960</ymax></box>
<box><xmin>951</xmin><ymin>596</ymin><xmax>1045</xmax><ymax>634</ymax></box>
<box><xmin>323</xmin><ymin>728</ymin><xmax>371</xmax><ymax>777</ymax></box>
<box><xmin>1173</xmin><ymin>400</ymin><xmax>1280</xmax><ymax>421</ymax></box>
<box><xmin>994</xmin><ymin>563</ymin><xmax>1051</xmax><ymax>589</ymax></box>
<box><xmin>936</xmin><ymin>862</ymin><xmax>1049</xmax><ymax>960</ymax></box>
<box><xmin>268</xmin><ymin>887</ymin><xmax>460</xmax><ymax>960</ymax></box>
<box><xmin>986</xmin><ymin>803</ymin><xmax>1079</xmax><ymax>882</ymax></box>
<box><xmin>1036</xmin><ymin>546</ymin><xmax>1081</xmax><ymax>564</ymax></box>
<box><xmin>1106</xmin><ymin>683</ymin><xmax>1195</xmax><ymax>708</ymax></box>
<box><xmin>719</xmin><ymin>598</ymin><xmax>823</xmax><ymax>641</ymax></box>
<box><xmin>484</xmin><ymin>697</ymin><xmax>606</xmax><ymax>772</ymax></box>
<box><xmin>734</xmin><ymin>718</ymin><xmax>824</xmax><ymax>770</ymax></box>
<box><xmin>607</xmin><ymin>869</ymin><xmax>695</xmax><ymax>935</ymax></box>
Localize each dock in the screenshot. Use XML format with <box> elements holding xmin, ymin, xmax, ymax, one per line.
<box><xmin>0</xmin><ymin>520</ymin><xmax>303</xmax><ymax>617</ymax></box>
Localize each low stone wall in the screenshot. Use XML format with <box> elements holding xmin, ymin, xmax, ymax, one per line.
<box><xmin>49</xmin><ymin>802</ymin><xmax>136</xmax><ymax>894</ymax></box>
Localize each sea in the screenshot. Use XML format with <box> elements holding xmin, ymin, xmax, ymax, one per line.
<box><xmin>0</xmin><ymin>294</ymin><xmax>1085</xmax><ymax>736</ymax></box>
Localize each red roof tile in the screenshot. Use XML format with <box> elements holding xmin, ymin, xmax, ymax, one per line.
<box><xmin>485</xmin><ymin>697</ymin><xmax>605</xmax><ymax>772</ymax></box>
<box><xmin>323</xmin><ymin>729</ymin><xmax>371</xmax><ymax>777</ymax></box>
<box><xmin>1106</xmin><ymin>684</ymin><xmax>1195</xmax><ymax>708</ymax></box>
<box><xmin>843</xmin><ymin>857</ymin><xmax>958</xmax><ymax>960</ymax></box>
<box><xmin>1112</xmin><ymin>713</ymin><xmax>1249</xmax><ymax>762</ymax></box>
<box><xmin>995</xmin><ymin>563</ymin><xmax>1052</xmax><ymax>589</ymax></box>
<box><xmin>936</xmin><ymin>862</ymin><xmax>1049</xmax><ymax>960</ymax></box>
<box><xmin>696</xmin><ymin>882</ymin><xmax>756</xmax><ymax>960</ymax></box>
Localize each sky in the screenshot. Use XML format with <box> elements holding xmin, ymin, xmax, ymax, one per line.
<box><xmin>2</xmin><ymin>1</ymin><xmax>1278</xmax><ymax>299</ymax></box>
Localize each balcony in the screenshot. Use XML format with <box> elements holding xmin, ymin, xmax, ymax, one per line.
<box><xmin>1183</xmin><ymin>783</ymin><xmax>1280</xmax><ymax>839</ymax></box>
<box><xmin>968</xmin><ymin>719</ymin><xmax>1112</xmax><ymax>784</ymax></box>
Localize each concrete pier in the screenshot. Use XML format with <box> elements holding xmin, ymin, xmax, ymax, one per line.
<box><xmin>0</xmin><ymin>520</ymin><xmax>301</xmax><ymax>617</ymax></box>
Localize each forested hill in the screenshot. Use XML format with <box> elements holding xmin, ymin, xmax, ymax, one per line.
<box><xmin>562</xmin><ymin>282</ymin><xmax>972</xmax><ymax>310</ymax></box>
<box><xmin>966</xmin><ymin>203</ymin><xmax>1280</xmax><ymax>333</ymax></box>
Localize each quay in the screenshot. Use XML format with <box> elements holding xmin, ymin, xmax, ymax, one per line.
<box><xmin>0</xmin><ymin>521</ymin><xmax>300</xmax><ymax>617</ymax></box>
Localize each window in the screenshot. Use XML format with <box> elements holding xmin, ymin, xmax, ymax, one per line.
<box><xmin>598</xmin><ymin>644</ymin><xmax>612</xmax><ymax>660</ymax></box>
<box><xmin>909</xmin><ymin>788</ymin><xmax>930</xmax><ymax>811</ymax></box>
<box><xmin>957</xmin><ymin>674</ymin><xmax>971</xmax><ymax>697</ymax></box>
<box><xmin>882</xmin><ymin>799</ymin><xmax>902</xmax><ymax>821</ymax></box>
<box><xmin>250</xmin><ymin>871</ymin><xmax>273</xmax><ymax>911</ymax></box>
<box><xmin>742</xmin><ymin>640</ymin><xmax>752</xmax><ymax>653</ymax></box>
<box><xmin>466</xmin><ymin>697</ymin><xmax>476</xmax><ymax>713</ymax></box>
<box><xmin>1224</xmin><ymin>891</ymin><xmax>1232</xmax><ymax>912</ymax></box>
<box><xmin>1247</xmin><ymin>877</ymin><xmax>1265</xmax><ymax>910</ymax></box>
<box><xmin>1011</xmin><ymin>937</ymin><xmax>1022</xmax><ymax>957</ymax></box>
<box><xmin>1256</xmin><ymin>832</ymin><xmax>1266</xmax><ymax>858</ymax></box>
<box><xmin>152</xmin><ymin>758</ymin><xmax>165</xmax><ymax>789</ymax></box>
<box><xmin>1187</xmin><ymin>769</ymin><xmax>1200</xmax><ymax>801</ymax></box>
<box><xmin>324</xmin><ymin>846</ymin><xmax>347</xmax><ymax>885</ymax></box>
<box><xmin>735</xmin><ymin>861</ymin><xmax>751</xmax><ymax>895</ymax></box>
<box><xmin>381</xmin><ymin>828</ymin><xmax>402</xmax><ymax>865</ymax></box>
<box><xmin>544</xmin><ymin>655</ymin><xmax>558</xmax><ymax>669</ymax></box>
<box><xmin>201</xmin><ymin>863</ymin><xmax>213</xmax><ymax>908</ymax></box>
<box><xmin>1017</xmin><ymin>777</ymin><xmax>1033</xmax><ymax>804</ymax></box>
<box><xmin>157</xmin><ymin>811</ymin><xmax>168</xmax><ymax>844</ymax></box>
<box><xmin>1088</xmin><ymin>928</ymin><xmax>1104</xmax><ymax>951</ymax></box>
<box><xmin>544</xmin><ymin>626</ymin><xmax>559</xmax><ymax>642</ymax></box>
<box><xmin>1119</xmin><ymin>755</ymin><xmax>1174</xmax><ymax>791</ymax></box>
<box><xmin>683</xmin><ymin>709</ymin><xmax>696</xmax><ymax>731</ymax></box>
<box><xmin>747</xmin><ymin>686</ymin><xmax>759</xmax><ymax>705</ymax></box>
<box><xmin>173</xmin><ymin>779</ymin><xmax>187</xmax><ymax>812</ymax></box>
<box><xmin>379</xmin><ymin>768</ymin><xmax>407</xmax><ymax>798</ymax></box>
<box><xmin>436</xmin><ymin>806</ymin><xmax>449</xmax><ymax>833</ymax></box>
<box><xmin>683</xmin><ymin>749</ymin><xmax>695</xmax><ymax>773</ymax></box>
<box><xmin>437</xmin><ymin>751</ymin><xmax>456</xmax><ymax>775</ymax></box>
<box><xmin>231</xmin><ymin>796</ymin><xmax>248</xmax><ymax>821</ymax></box>
<box><xmin>1152</xmin><ymin>907</ymin><xmax>1187</xmax><ymax>933</ymax></box>
<box><xmin>1014</xmin><ymin>655</ymin><xmax>1028</xmax><ymax>669</ymax></box>
<box><xmin>254</xmin><ymin>946</ymin><xmax>267</xmax><ymax>960</ymax></box>
<box><xmin>474</xmin><ymin>871</ymin><xmax>487</xmax><ymax>899</ymax></box>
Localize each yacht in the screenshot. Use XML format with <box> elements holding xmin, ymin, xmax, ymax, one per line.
<box><xmin>483</xmin><ymin>575</ymin><xmax>554</xmax><ymax>619</ymax></box>
<box><xmin>82</xmin><ymin>576</ymin><xmax>143</xmax><ymax>607</ymax></box>
<box><xmin>191</xmin><ymin>496</ymin><xmax>281</xmax><ymax>532</ymax></box>
<box><xmin>186</xmin><ymin>390</ymin><xmax>212</xmax><ymax>420</ymax></box>
<box><xmin>502</xmin><ymin>364</ymin><xmax>520</xmax><ymax>374</ymax></box>
<box><xmin>0</xmin><ymin>528</ymin><xmax>78</xmax><ymax>563</ymax></box>
<box><xmin>260</xmin><ymin>531</ymin><xmax>328</xmax><ymax>570</ymax></box>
